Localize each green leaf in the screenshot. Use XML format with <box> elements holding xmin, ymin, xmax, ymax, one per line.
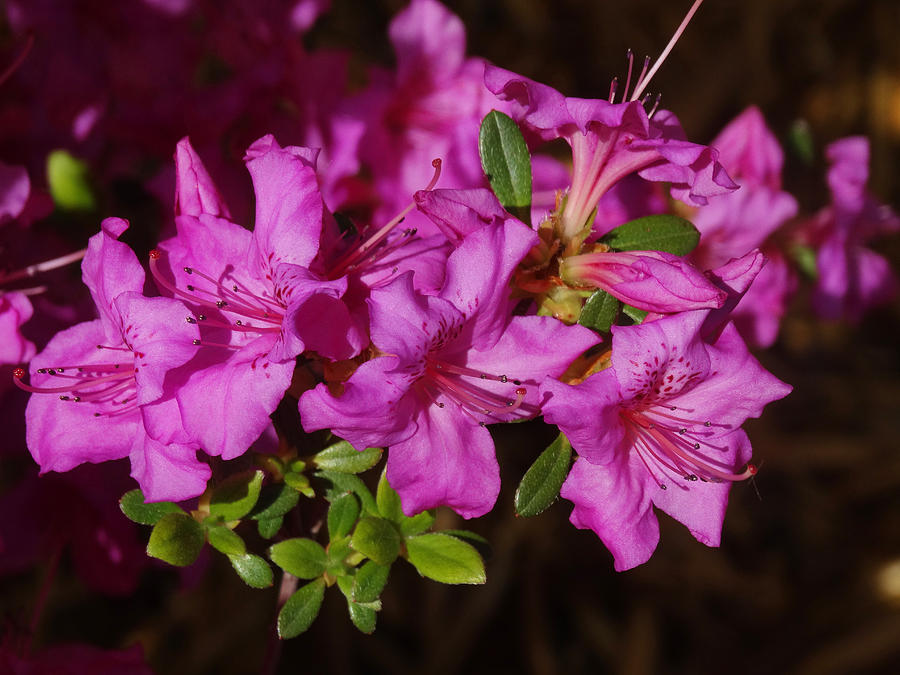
<box><xmin>316</xmin><ymin>470</ymin><xmax>378</xmax><ymax>514</ymax></box>
<box><xmin>229</xmin><ymin>553</ymin><xmax>273</xmax><ymax>588</ymax></box>
<box><xmin>621</xmin><ymin>304</ymin><xmax>648</xmax><ymax>324</ymax></box>
<box><xmin>399</xmin><ymin>510</ymin><xmax>435</xmax><ymax>537</ymax></box>
<box><xmin>479</xmin><ymin>110</ymin><xmax>532</xmax><ymax>224</ymax></box>
<box><xmin>327</xmin><ymin>493</ymin><xmax>360</xmax><ymax>540</ymax></box>
<box><xmin>313</xmin><ymin>441</ymin><xmax>382</xmax><ymax>474</ymax></box>
<box><xmin>326</xmin><ymin>537</ymin><xmax>353</xmax><ymax>577</ymax></box>
<box><xmin>147</xmin><ymin>513</ymin><xmax>205</xmax><ymax>567</ymax></box>
<box><xmin>351</xmin><ymin>517</ymin><xmax>402</xmax><ymax>566</ymax></box>
<box><xmin>578</xmin><ymin>289</ymin><xmax>620</xmax><ymax>333</ymax></box>
<box><xmin>405</xmin><ymin>533</ymin><xmax>486</xmax><ymax>585</ymax></box>
<box><xmin>208</xmin><ymin>470</ymin><xmax>264</xmax><ymax>521</ymax></box>
<box><xmin>206</xmin><ymin>523</ymin><xmax>246</xmax><ymax>556</ymax></box>
<box><xmin>46</xmin><ymin>150</ymin><xmax>95</xmax><ymax>211</ymax></box>
<box><xmin>441</xmin><ymin>529</ymin><xmax>492</xmax><ymax>560</ymax></box>
<box><xmin>352</xmin><ymin>561</ymin><xmax>390</xmax><ymax>603</ymax></box>
<box><xmin>257</xmin><ymin>516</ymin><xmax>283</xmax><ymax>540</ymax></box>
<box><xmin>269</xmin><ymin>538</ymin><xmax>328</xmax><ymax>579</ymax></box>
<box><xmin>514</xmin><ymin>433</ymin><xmax>572</xmax><ymax>517</ymax></box>
<box><xmin>119</xmin><ymin>489</ymin><xmax>183</xmax><ymax>525</ymax></box>
<box><xmin>249</xmin><ymin>483</ymin><xmax>300</xmax><ymax>521</ymax></box>
<box><xmin>791</xmin><ymin>243</ymin><xmax>819</xmax><ymax>280</ymax></box>
<box><xmin>789</xmin><ymin>118</ymin><xmax>815</xmax><ymax>165</ymax></box>
<box><xmin>375</xmin><ymin>471</ymin><xmax>404</xmax><ymax>523</ymax></box>
<box><xmin>599</xmin><ymin>215</ymin><xmax>700</xmax><ymax>256</ymax></box>
<box><xmin>348</xmin><ymin>602</ymin><xmax>377</xmax><ymax>634</ymax></box>
<box><xmin>278</xmin><ymin>578</ymin><xmax>326</xmax><ymax>639</ymax></box>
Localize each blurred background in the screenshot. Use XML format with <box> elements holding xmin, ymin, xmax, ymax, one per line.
<box><xmin>2</xmin><ymin>0</ymin><xmax>900</xmax><ymax>673</ymax></box>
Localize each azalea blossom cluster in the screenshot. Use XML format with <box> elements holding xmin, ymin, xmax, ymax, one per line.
<box><xmin>2</xmin><ymin>1</ymin><xmax>898</xmax><ymax>653</ymax></box>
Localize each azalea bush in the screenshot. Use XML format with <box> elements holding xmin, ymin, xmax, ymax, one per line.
<box><xmin>2</xmin><ymin>0</ymin><xmax>899</xmax><ymax>672</ymax></box>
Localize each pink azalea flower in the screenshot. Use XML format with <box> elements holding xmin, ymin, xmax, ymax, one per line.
<box><xmin>300</xmin><ymin>219</ymin><xmax>600</xmax><ymax>518</ymax></box>
<box><xmin>16</xmin><ymin>218</ymin><xmax>210</xmax><ymax>501</ymax></box>
<box><xmin>808</xmin><ymin>137</ymin><xmax>900</xmax><ymax>321</ymax></box>
<box><xmin>541</xmin><ymin>310</ymin><xmax>791</xmax><ymax>571</ymax></box>
<box><xmin>149</xmin><ymin>136</ymin><xmax>364</xmax><ymax>460</ymax></box>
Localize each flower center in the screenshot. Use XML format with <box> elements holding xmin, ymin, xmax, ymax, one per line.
<box><xmin>620</xmin><ymin>404</ymin><xmax>756</xmax><ymax>490</ymax></box>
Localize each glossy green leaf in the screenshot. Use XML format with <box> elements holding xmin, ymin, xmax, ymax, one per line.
<box><xmin>351</xmin><ymin>517</ymin><xmax>402</xmax><ymax>566</ymax></box>
<box><xmin>313</xmin><ymin>441</ymin><xmax>382</xmax><ymax>474</ymax></box>
<box><xmin>441</xmin><ymin>529</ymin><xmax>492</xmax><ymax>560</ymax></box>
<box><xmin>249</xmin><ymin>483</ymin><xmax>300</xmax><ymax>521</ymax></box>
<box><xmin>348</xmin><ymin>602</ymin><xmax>377</xmax><ymax>634</ymax></box>
<box><xmin>46</xmin><ymin>150</ymin><xmax>95</xmax><ymax>211</ymax></box>
<box><xmin>278</xmin><ymin>578</ymin><xmax>326</xmax><ymax>639</ymax></box>
<box><xmin>405</xmin><ymin>533</ymin><xmax>486</xmax><ymax>585</ymax></box>
<box><xmin>327</xmin><ymin>493</ymin><xmax>360</xmax><ymax>540</ymax></box>
<box><xmin>316</xmin><ymin>470</ymin><xmax>378</xmax><ymax>514</ymax></box>
<box><xmin>578</xmin><ymin>289</ymin><xmax>620</xmax><ymax>333</ymax></box>
<box><xmin>119</xmin><ymin>489</ymin><xmax>183</xmax><ymax>525</ymax></box>
<box><xmin>208</xmin><ymin>470</ymin><xmax>264</xmax><ymax>521</ymax></box>
<box><xmin>229</xmin><ymin>553</ymin><xmax>273</xmax><ymax>588</ymax></box>
<box><xmin>375</xmin><ymin>471</ymin><xmax>404</xmax><ymax>523</ymax></box>
<box><xmin>326</xmin><ymin>537</ymin><xmax>353</xmax><ymax>577</ymax></box>
<box><xmin>621</xmin><ymin>304</ymin><xmax>648</xmax><ymax>325</ymax></box>
<box><xmin>599</xmin><ymin>215</ymin><xmax>700</xmax><ymax>256</ymax></box>
<box><xmin>352</xmin><ymin>561</ymin><xmax>390</xmax><ymax>603</ymax></box>
<box><xmin>514</xmin><ymin>433</ymin><xmax>572</xmax><ymax>517</ymax></box>
<box><xmin>399</xmin><ymin>510</ymin><xmax>435</xmax><ymax>537</ymax></box>
<box><xmin>147</xmin><ymin>513</ymin><xmax>205</xmax><ymax>567</ymax></box>
<box><xmin>206</xmin><ymin>523</ymin><xmax>246</xmax><ymax>556</ymax></box>
<box><xmin>479</xmin><ymin>110</ymin><xmax>532</xmax><ymax>224</ymax></box>
<box><xmin>269</xmin><ymin>538</ymin><xmax>327</xmax><ymax>579</ymax></box>
<box><xmin>257</xmin><ymin>516</ymin><xmax>283</xmax><ymax>540</ymax></box>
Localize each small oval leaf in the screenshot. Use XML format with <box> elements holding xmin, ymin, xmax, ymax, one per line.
<box><xmin>316</xmin><ymin>470</ymin><xmax>378</xmax><ymax>514</ymax></box>
<box><xmin>351</xmin><ymin>517</ymin><xmax>402</xmax><ymax>566</ymax></box>
<box><xmin>348</xmin><ymin>602</ymin><xmax>377</xmax><ymax>634</ymax></box>
<box><xmin>257</xmin><ymin>516</ymin><xmax>283</xmax><ymax>540</ymax></box>
<box><xmin>229</xmin><ymin>553</ymin><xmax>273</xmax><ymax>588</ymax></box>
<box><xmin>375</xmin><ymin>471</ymin><xmax>404</xmax><ymax>523</ymax></box>
<box><xmin>206</xmin><ymin>523</ymin><xmax>246</xmax><ymax>556</ymax></box>
<box><xmin>47</xmin><ymin>149</ymin><xmax>95</xmax><ymax>211</ymax></box>
<box><xmin>578</xmin><ymin>289</ymin><xmax>620</xmax><ymax>334</ymax></box>
<box><xmin>514</xmin><ymin>433</ymin><xmax>573</xmax><ymax>517</ymax></box>
<box><xmin>269</xmin><ymin>538</ymin><xmax>328</xmax><ymax>579</ymax></box>
<box><xmin>209</xmin><ymin>470</ymin><xmax>264</xmax><ymax>521</ymax></box>
<box><xmin>352</xmin><ymin>561</ymin><xmax>390</xmax><ymax>604</ymax></box>
<box><xmin>599</xmin><ymin>215</ymin><xmax>700</xmax><ymax>256</ymax></box>
<box><xmin>405</xmin><ymin>533</ymin><xmax>486</xmax><ymax>585</ymax></box>
<box><xmin>147</xmin><ymin>513</ymin><xmax>205</xmax><ymax>567</ymax></box>
<box><xmin>328</xmin><ymin>493</ymin><xmax>361</xmax><ymax>541</ymax></box>
<box><xmin>249</xmin><ymin>483</ymin><xmax>300</xmax><ymax>521</ymax></box>
<box><xmin>479</xmin><ymin>110</ymin><xmax>532</xmax><ymax>224</ymax></box>
<box><xmin>278</xmin><ymin>578</ymin><xmax>326</xmax><ymax>639</ymax></box>
<box><xmin>313</xmin><ymin>441</ymin><xmax>382</xmax><ymax>474</ymax></box>
<box><xmin>120</xmin><ymin>489</ymin><xmax>183</xmax><ymax>525</ymax></box>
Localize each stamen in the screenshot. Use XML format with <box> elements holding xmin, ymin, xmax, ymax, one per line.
<box><xmin>607</xmin><ymin>77</ymin><xmax>618</xmax><ymax>104</ymax></box>
<box><xmin>0</xmin><ymin>248</ymin><xmax>87</xmax><ymax>286</ymax></box>
<box><xmin>621</xmin><ymin>49</ymin><xmax>635</xmax><ymax>102</ymax></box>
<box><xmin>630</xmin><ymin>0</ymin><xmax>705</xmax><ymax>102</ymax></box>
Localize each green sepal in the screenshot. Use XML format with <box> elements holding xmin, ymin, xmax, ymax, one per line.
<box><xmin>248</xmin><ymin>483</ymin><xmax>300</xmax><ymax>521</ymax></box>
<box><xmin>228</xmin><ymin>553</ymin><xmax>273</xmax><ymax>588</ymax></box>
<box><xmin>479</xmin><ymin>110</ymin><xmax>532</xmax><ymax>224</ymax></box>
<box><xmin>268</xmin><ymin>538</ymin><xmax>328</xmax><ymax>579</ymax></box>
<box><xmin>599</xmin><ymin>215</ymin><xmax>700</xmax><ymax>256</ymax></box>
<box><xmin>399</xmin><ymin>510</ymin><xmax>435</xmax><ymax>537</ymax></box>
<box><xmin>621</xmin><ymin>304</ymin><xmax>648</xmax><ymax>324</ymax></box>
<box><xmin>206</xmin><ymin>523</ymin><xmax>246</xmax><ymax>556</ymax></box>
<box><xmin>352</xmin><ymin>560</ymin><xmax>390</xmax><ymax>604</ymax></box>
<box><xmin>327</xmin><ymin>493</ymin><xmax>360</xmax><ymax>541</ymax></box>
<box><xmin>312</xmin><ymin>441</ymin><xmax>382</xmax><ymax>474</ymax></box>
<box><xmin>578</xmin><ymin>289</ymin><xmax>620</xmax><ymax>334</ymax></box>
<box><xmin>315</xmin><ymin>470</ymin><xmax>378</xmax><ymax>514</ymax></box>
<box><xmin>46</xmin><ymin>149</ymin><xmax>96</xmax><ymax>211</ymax></box>
<box><xmin>277</xmin><ymin>578</ymin><xmax>326</xmax><ymax>639</ymax></box>
<box><xmin>514</xmin><ymin>433</ymin><xmax>573</xmax><ymax>517</ymax></box>
<box><xmin>405</xmin><ymin>533</ymin><xmax>486</xmax><ymax>585</ymax></box>
<box><xmin>351</xmin><ymin>517</ymin><xmax>402</xmax><ymax>566</ymax></box>
<box><xmin>208</xmin><ymin>470</ymin><xmax>264</xmax><ymax>521</ymax></box>
<box><xmin>119</xmin><ymin>489</ymin><xmax>183</xmax><ymax>525</ymax></box>
<box><xmin>257</xmin><ymin>516</ymin><xmax>283</xmax><ymax>540</ymax></box>
<box><xmin>147</xmin><ymin>513</ymin><xmax>205</xmax><ymax>567</ymax></box>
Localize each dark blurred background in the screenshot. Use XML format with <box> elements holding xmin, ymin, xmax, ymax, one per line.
<box><xmin>5</xmin><ymin>1</ymin><xmax>900</xmax><ymax>673</ymax></box>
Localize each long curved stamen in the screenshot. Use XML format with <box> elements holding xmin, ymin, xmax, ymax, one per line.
<box><xmin>0</xmin><ymin>32</ymin><xmax>35</xmax><ymax>87</ymax></box>
<box><xmin>430</xmin><ymin>369</ymin><xmax>529</xmax><ymax>415</ymax></box>
<box><xmin>630</xmin><ymin>0</ymin><xmax>705</xmax><ymax>102</ymax></box>
<box><xmin>13</xmin><ymin>368</ymin><xmax>135</xmax><ymax>395</ymax></box>
<box><xmin>0</xmin><ymin>248</ymin><xmax>88</xmax><ymax>286</ymax></box>
<box><xmin>329</xmin><ymin>159</ymin><xmax>442</xmax><ymax>278</ymax></box>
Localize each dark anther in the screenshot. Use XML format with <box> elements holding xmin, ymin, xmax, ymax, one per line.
<box><xmin>186</xmin><ymin>317</ymin><xmax>197</xmax><ymax>324</ymax></box>
<box><xmin>192</xmin><ymin>339</ymin><xmax>201</xmax><ymax>345</ymax></box>
<box><xmin>183</xmin><ymin>267</ymin><xmax>193</xmax><ymax>274</ymax></box>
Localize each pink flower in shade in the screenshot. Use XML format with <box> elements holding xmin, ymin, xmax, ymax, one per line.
<box><xmin>484</xmin><ymin>59</ymin><xmax>736</xmax><ymax>245</ymax></box>
<box><xmin>808</xmin><ymin>137</ymin><xmax>900</xmax><ymax>321</ymax></box>
<box><xmin>300</xmin><ymin>219</ymin><xmax>600</xmax><ymax>518</ymax></box>
<box><xmin>541</xmin><ymin>309</ymin><xmax>791</xmax><ymax>571</ymax></box>
<box><xmin>149</xmin><ymin>136</ymin><xmax>364</xmax><ymax>461</ymax></box>
<box><xmin>15</xmin><ymin>218</ymin><xmax>210</xmax><ymax>502</ymax></box>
